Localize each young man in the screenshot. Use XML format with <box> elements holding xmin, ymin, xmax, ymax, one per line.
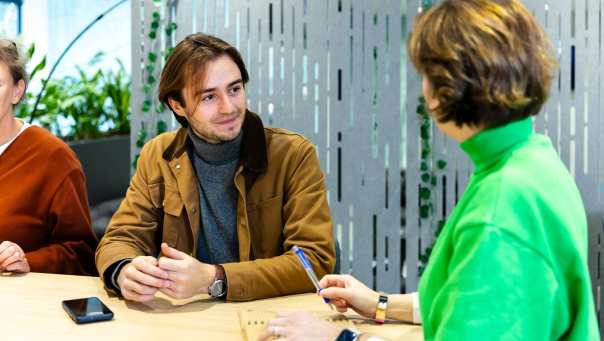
<box><xmin>96</xmin><ymin>33</ymin><xmax>335</xmax><ymax>302</ymax></box>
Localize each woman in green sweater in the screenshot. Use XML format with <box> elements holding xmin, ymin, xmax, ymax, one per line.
<box><xmin>259</xmin><ymin>0</ymin><xmax>599</xmax><ymax>340</ymax></box>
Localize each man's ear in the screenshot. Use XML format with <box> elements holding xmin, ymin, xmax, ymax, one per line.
<box><xmin>168</xmin><ymin>96</ymin><xmax>187</xmax><ymax>119</ymax></box>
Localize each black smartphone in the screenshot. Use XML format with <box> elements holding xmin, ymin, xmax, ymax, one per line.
<box><xmin>62</xmin><ymin>297</ymin><xmax>114</xmax><ymax>324</ymax></box>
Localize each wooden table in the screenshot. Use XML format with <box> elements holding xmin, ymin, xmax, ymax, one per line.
<box><xmin>0</xmin><ymin>272</ymin><xmax>422</xmax><ymax>340</ymax></box>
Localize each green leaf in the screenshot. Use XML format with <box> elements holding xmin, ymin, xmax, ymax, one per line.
<box><xmin>149</xmin><ymin>31</ymin><xmax>157</xmax><ymax>39</ymax></box>
<box><xmin>420</xmin><ymin>187</ymin><xmax>431</xmax><ymax>200</ymax></box>
<box><xmin>142</xmin><ymin>84</ymin><xmax>152</xmax><ymax>94</ymax></box>
<box><xmin>148</xmin><ymin>52</ymin><xmax>157</xmax><ymax>62</ymax></box>
<box><xmin>420</xmin><ymin>162</ymin><xmax>428</xmax><ymax>172</ymax></box>
<box><xmin>151</xmin><ymin>21</ymin><xmax>159</xmax><ymax>30</ymax></box>
<box><xmin>156</xmin><ymin>120</ymin><xmax>168</xmax><ymax>134</ymax></box>
<box><xmin>136</xmin><ymin>129</ymin><xmax>147</xmax><ymax>148</ymax></box>
<box><xmin>155</xmin><ymin>102</ymin><xmax>165</xmax><ymax>113</ymax></box>
<box><xmin>420</xmin><ymin>125</ymin><xmax>429</xmax><ymax>139</ymax></box>
<box><xmin>431</xmin><ymin>175</ymin><xmax>438</xmax><ymax>186</ymax></box>
<box><xmin>30</xmin><ymin>56</ymin><xmax>47</xmax><ymax>80</ymax></box>
<box><xmin>26</xmin><ymin>43</ymin><xmax>35</xmax><ymax>59</ymax></box>
<box><xmin>421</xmin><ymin>173</ymin><xmax>430</xmax><ymax>183</ymax></box>
<box><xmin>147</xmin><ymin>75</ymin><xmax>156</xmax><ymax>84</ymax></box>
<box><xmin>437</xmin><ymin>160</ymin><xmax>447</xmax><ymax>170</ymax></box>
<box><xmin>132</xmin><ymin>154</ymin><xmax>140</xmax><ymax>169</ymax></box>
<box><xmin>152</xmin><ymin>10</ymin><xmax>160</xmax><ymax>19</ymax></box>
<box><xmin>422</xmin><ymin>142</ymin><xmax>431</xmax><ymax>154</ymax></box>
<box><xmin>142</xmin><ymin>100</ymin><xmax>151</xmax><ymax>112</ymax></box>
<box><xmin>420</xmin><ymin>205</ymin><xmax>430</xmax><ymax>218</ymax></box>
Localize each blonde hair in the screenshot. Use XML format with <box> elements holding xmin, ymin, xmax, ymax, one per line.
<box><xmin>0</xmin><ymin>39</ymin><xmax>27</xmax><ymax>104</ymax></box>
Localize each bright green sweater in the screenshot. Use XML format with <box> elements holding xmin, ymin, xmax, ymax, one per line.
<box><xmin>418</xmin><ymin>118</ymin><xmax>599</xmax><ymax>340</ymax></box>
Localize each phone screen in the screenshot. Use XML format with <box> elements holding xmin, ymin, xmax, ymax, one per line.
<box><xmin>62</xmin><ymin>297</ymin><xmax>113</xmax><ymax>324</ymax></box>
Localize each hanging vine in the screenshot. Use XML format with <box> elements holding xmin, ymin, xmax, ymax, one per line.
<box><xmin>416</xmin><ymin>96</ymin><xmax>447</xmax><ymax>275</ymax></box>
<box><xmin>133</xmin><ymin>0</ymin><xmax>177</xmax><ymax>169</ymax></box>
<box><xmin>414</xmin><ymin>0</ymin><xmax>447</xmax><ymax>276</ymax></box>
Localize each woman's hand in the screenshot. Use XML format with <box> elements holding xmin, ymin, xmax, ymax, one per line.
<box><xmin>0</xmin><ymin>241</ymin><xmax>30</xmax><ymax>273</ymax></box>
<box><xmin>319</xmin><ymin>274</ymin><xmax>379</xmax><ymax>318</ymax></box>
<box><xmin>258</xmin><ymin>311</ymin><xmax>343</xmax><ymax>341</ymax></box>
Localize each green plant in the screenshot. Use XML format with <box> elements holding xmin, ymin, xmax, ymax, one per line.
<box><xmin>133</xmin><ymin>0</ymin><xmax>177</xmax><ymax>168</ymax></box>
<box><xmin>15</xmin><ymin>44</ymin><xmax>131</xmax><ymax>141</ymax></box>
<box><xmin>103</xmin><ymin>59</ymin><xmax>131</xmax><ymax>135</ymax></box>
<box><xmin>416</xmin><ymin>96</ymin><xmax>447</xmax><ymax>276</ymax></box>
<box><xmin>414</xmin><ymin>0</ymin><xmax>446</xmax><ymax>277</ymax></box>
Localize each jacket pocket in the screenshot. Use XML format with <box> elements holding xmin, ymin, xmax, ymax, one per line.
<box><xmin>147</xmin><ymin>182</ymin><xmax>165</xmax><ymax>209</ymax></box>
<box><xmin>246</xmin><ymin>195</ymin><xmax>283</xmax><ymax>258</ymax></box>
<box><xmin>162</xmin><ymin>189</ymin><xmax>184</xmax><ymax>248</ymax></box>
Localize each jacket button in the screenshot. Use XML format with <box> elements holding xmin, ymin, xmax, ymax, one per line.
<box><xmin>192</xmin><ymin>208</ymin><xmax>197</xmax><ymax>214</ymax></box>
<box><xmin>176</xmin><ymin>164</ymin><xmax>181</xmax><ymax>169</ymax></box>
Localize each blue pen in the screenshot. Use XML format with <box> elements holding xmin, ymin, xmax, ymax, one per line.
<box><xmin>293</xmin><ymin>245</ymin><xmax>331</xmax><ymax>305</ymax></box>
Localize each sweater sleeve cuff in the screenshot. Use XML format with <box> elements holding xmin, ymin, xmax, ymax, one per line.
<box><xmin>104</xmin><ymin>259</ymin><xmax>132</xmax><ymax>292</ymax></box>
<box><xmin>411</xmin><ymin>291</ymin><xmax>422</xmax><ymax>324</ymax></box>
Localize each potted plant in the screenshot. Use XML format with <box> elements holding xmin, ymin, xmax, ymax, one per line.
<box><xmin>16</xmin><ymin>46</ymin><xmax>131</xmax><ymax>208</ymax></box>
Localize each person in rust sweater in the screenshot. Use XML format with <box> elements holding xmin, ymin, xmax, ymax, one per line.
<box><xmin>0</xmin><ymin>39</ymin><xmax>97</xmax><ymax>275</ymax></box>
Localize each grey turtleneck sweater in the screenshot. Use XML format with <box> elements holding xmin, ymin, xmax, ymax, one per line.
<box><xmin>187</xmin><ymin>128</ymin><xmax>242</xmax><ymax>264</ymax></box>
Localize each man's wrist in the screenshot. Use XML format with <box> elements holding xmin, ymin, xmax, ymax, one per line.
<box><xmin>106</xmin><ymin>259</ymin><xmax>131</xmax><ymax>292</ymax></box>
<box><xmin>207</xmin><ymin>264</ymin><xmax>227</xmax><ymax>298</ymax></box>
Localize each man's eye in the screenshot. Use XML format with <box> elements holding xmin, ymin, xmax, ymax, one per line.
<box><xmin>229</xmin><ymin>86</ymin><xmax>241</xmax><ymax>95</ymax></box>
<box><xmin>202</xmin><ymin>94</ymin><xmax>215</xmax><ymax>102</ymax></box>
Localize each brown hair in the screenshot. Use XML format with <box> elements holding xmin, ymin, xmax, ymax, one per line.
<box><xmin>158</xmin><ymin>33</ymin><xmax>249</xmax><ymax>127</ymax></box>
<box><xmin>0</xmin><ymin>39</ymin><xmax>27</xmax><ymax>103</ymax></box>
<box><xmin>408</xmin><ymin>0</ymin><xmax>558</xmax><ymax>129</ymax></box>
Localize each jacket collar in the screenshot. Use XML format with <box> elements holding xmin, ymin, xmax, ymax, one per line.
<box><xmin>162</xmin><ymin>110</ymin><xmax>268</xmax><ymax>174</ymax></box>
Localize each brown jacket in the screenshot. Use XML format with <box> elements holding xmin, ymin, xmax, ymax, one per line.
<box><xmin>96</xmin><ymin>112</ymin><xmax>335</xmax><ymax>301</ymax></box>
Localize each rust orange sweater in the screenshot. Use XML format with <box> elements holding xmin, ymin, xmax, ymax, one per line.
<box><xmin>0</xmin><ymin>126</ymin><xmax>98</xmax><ymax>275</ymax></box>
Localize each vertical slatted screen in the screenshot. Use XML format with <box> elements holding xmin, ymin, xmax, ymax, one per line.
<box><xmin>131</xmin><ymin>1</ymin><xmax>604</xmax><ymax>323</ymax></box>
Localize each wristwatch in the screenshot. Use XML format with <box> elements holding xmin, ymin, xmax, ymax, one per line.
<box><xmin>374</xmin><ymin>294</ymin><xmax>388</xmax><ymax>324</ymax></box>
<box><xmin>335</xmin><ymin>329</ymin><xmax>359</xmax><ymax>341</ymax></box>
<box><xmin>208</xmin><ymin>264</ymin><xmax>227</xmax><ymax>298</ymax></box>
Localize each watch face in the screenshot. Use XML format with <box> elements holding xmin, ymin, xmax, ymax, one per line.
<box><xmin>210</xmin><ymin>279</ymin><xmax>225</xmax><ymax>297</ymax></box>
<box><xmin>336</xmin><ymin>329</ymin><xmax>358</xmax><ymax>341</ymax></box>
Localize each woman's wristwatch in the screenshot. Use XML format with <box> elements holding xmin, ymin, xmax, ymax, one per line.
<box><xmin>374</xmin><ymin>294</ymin><xmax>388</xmax><ymax>324</ymax></box>
<box><xmin>335</xmin><ymin>329</ymin><xmax>359</xmax><ymax>341</ymax></box>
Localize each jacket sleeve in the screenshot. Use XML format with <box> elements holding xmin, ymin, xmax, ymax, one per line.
<box><xmin>95</xmin><ymin>142</ymin><xmax>161</xmax><ymax>289</ymax></box>
<box><xmin>223</xmin><ymin>140</ymin><xmax>335</xmax><ymax>301</ymax></box>
<box><xmin>26</xmin><ymin>167</ymin><xmax>98</xmax><ymax>276</ymax></box>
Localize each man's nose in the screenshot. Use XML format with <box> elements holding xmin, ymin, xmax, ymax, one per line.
<box><xmin>217</xmin><ymin>93</ymin><xmax>234</xmax><ymax>114</ymax></box>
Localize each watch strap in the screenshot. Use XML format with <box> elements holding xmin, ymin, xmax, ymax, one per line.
<box><xmin>375</xmin><ymin>294</ymin><xmax>388</xmax><ymax>324</ymax></box>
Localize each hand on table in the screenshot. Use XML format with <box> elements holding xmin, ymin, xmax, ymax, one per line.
<box><xmin>158</xmin><ymin>242</ymin><xmax>216</xmax><ymax>299</ymax></box>
<box><xmin>0</xmin><ymin>241</ymin><xmax>30</xmax><ymax>273</ymax></box>
<box><xmin>319</xmin><ymin>274</ymin><xmax>379</xmax><ymax>318</ymax></box>
<box><xmin>258</xmin><ymin>311</ymin><xmax>344</xmax><ymax>341</ymax></box>
<box><xmin>117</xmin><ymin>255</ymin><xmax>170</xmax><ymax>302</ymax></box>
